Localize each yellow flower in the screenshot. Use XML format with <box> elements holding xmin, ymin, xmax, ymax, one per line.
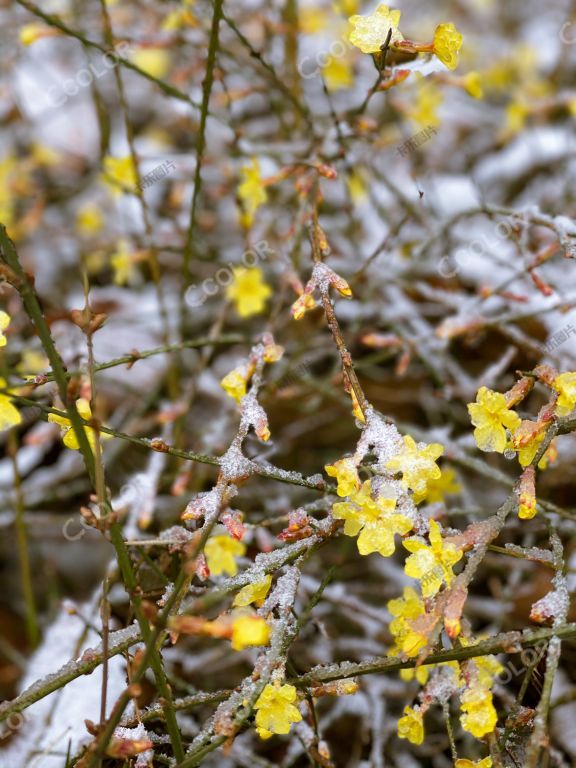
<box><xmin>346</xmin><ymin>169</ymin><xmax>368</xmax><ymax>203</ymax></box>
<box><xmin>226</xmin><ymin>267</ymin><xmax>271</xmax><ymax>318</ymax></box>
<box><xmin>204</xmin><ymin>535</ymin><xmax>246</xmax><ymax>576</ymax></box>
<box><xmin>518</xmin><ymin>466</ymin><xmax>537</xmax><ymax>520</ymax></box>
<box><xmin>387</xmin><ymin>587</ymin><xmax>428</xmax><ymax>657</ymax></box>
<box><xmin>348</xmin><ymin>4</ymin><xmax>404</xmax><ymax>54</ymax></box>
<box><xmin>400</xmin><ymin>665</ymin><xmax>430</xmax><ymax>685</ymax></box>
<box><xmin>397</xmin><ymin>706</ymin><xmax>424</xmax><ymax>745</ymax></box>
<box><xmin>299</xmin><ymin>8</ymin><xmax>329</xmax><ymax>34</ymax></box>
<box><xmin>467</xmin><ymin>386</ymin><xmax>521</xmax><ymax>453</ymax></box>
<box><xmin>130</xmin><ymin>48</ymin><xmax>171</xmax><ymax>79</ymax></box>
<box><xmin>254</xmin><ymin>683</ymin><xmax>302</xmax><ymax>739</ymax></box>
<box><xmin>403</xmin><ymin>520</ymin><xmax>462</xmax><ymax>598</ymax></box>
<box><xmin>102</xmin><ymin>155</ymin><xmax>138</xmax><ymax>196</ymax></box>
<box><xmin>19</xmin><ymin>23</ymin><xmax>54</xmax><ymax>46</ymax></box>
<box><xmin>162</xmin><ymin>1</ymin><xmax>197</xmax><ymax>31</ymax></box>
<box><xmin>323</xmin><ymin>55</ymin><xmax>354</xmax><ymax>91</ymax></box>
<box><xmin>420</xmin><ymin>467</ymin><xmax>461</xmax><ymax>504</ymax></box>
<box><xmin>0</xmin><ymin>311</ymin><xmax>11</xmax><ymax>347</ymax></box>
<box><xmin>17</xmin><ymin>349</ymin><xmax>49</xmax><ymax>380</ymax></box>
<box><xmin>0</xmin><ymin>378</ymin><xmax>22</xmax><ymax>432</ymax></box>
<box><xmin>48</xmin><ymin>398</ymin><xmax>109</xmax><ymax>451</ymax></box>
<box><xmin>30</xmin><ymin>143</ymin><xmax>60</xmax><ymax>167</ymax></box>
<box><xmin>463</xmin><ymin>72</ymin><xmax>484</xmax><ymax>99</ymax></box>
<box><xmin>455</xmin><ymin>758</ymin><xmax>493</xmax><ymax>768</ymax></box>
<box><xmin>238</xmin><ymin>158</ymin><xmax>267</xmax><ymax>228</ymax></box>
<box><xmin>231</xmin><ymin>615</ymin><xmax>271</xmax><ymax>650</ymax></box>
<box><xmin>512</xmin><ymin>424</ymin><xmax>555</xmax><ymax>470</ymax></box>
<box><xmin>220</xmin><ymin>363</ymin><xmax>254</xmax><ymax>403</ymax></box>
<box><xmin>325</xmin><ymin>457</ymin><xmax>360</xmax><ymax>497</ymax></box>
<box><xmin>332</xmin><ymin>480</ymin><xmax>413</xmax><ymax>557</ymax></box>
<box><xmin>553</xmin><ymin>372</ymin><xmax>576</xmax><ymax>417</ymax></box>
<box><xmin>433</xmin><ymin>22</ymin><xmax>463</xmax><ymax>70</ymax></box>
<box><xmin>0</xmin><ymin>155</ymin><xmax>18</xmax><ymax>228</ymax></box>
<box><xmin>110</xmin><ymin>240</ymin><xmax>136</xmax><ymax>286</ymax></box>
<box><xmin>386</xmin><ymin>435</ymin><xmax>444</xmax><ymax>498</ymax></box>
<box><xmin>233</xmin><ymin>575</ymin><xmax>273</xmax><ymax>607</ymax></box>
<box><xmin>334</xmin><ymin>0</ymin><xmax>359</xmax><ymax>14</ymax></box>
<box><xmin>291</xmin><ymin>292</ymin><xmax>316</xmax><ymax>320</ymax></box>
<box><xmin>459</xmin><ymin>686</ymin><xmax>498</xmax><ymax>738</ymax></box>
<box><xmin>504</xmin><ymin>101</ymin><xmax>530</xmax><ymax>136</ymax></box>
<box><xmin>76</xmin><ymin>204</ymin><xmax>104</xmax><ymax>236</ymax></box>
<box><xmin>408</xmin><ymin>80</ymin><xmax>443</xmax><ymax>128</ymax></box>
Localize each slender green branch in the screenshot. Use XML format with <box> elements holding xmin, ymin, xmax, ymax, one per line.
<box><xmin>291</xmin><ymin>623</ymin><xmax>576</xmax><ymax>687</ymax></box>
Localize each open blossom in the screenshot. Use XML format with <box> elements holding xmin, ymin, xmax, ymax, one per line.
<box><xmin>552</xmin><ymin>371</ymin><xmax>576</xmax><ymax>416</ymax></box>
<box><xmin>420</xmin><ymin>467</ymin><xmax>461</xmax><ymax>504</ymax></box>
<box><xmin>102</xmin><ymin>155</ymin><xmax>138</xmax><ymax>196</ymax></box>
<box><xmin>467</xmin><ymin>386</ymin><xmax>521</xmax><ymax>453</ymax></box>
<box><xmin>459</xmin><ymin>685</ymin><xmax>498</xmax><ymax>738</ymax></box>
<box><xmin>348</xmin><ymin>4</ymin><xmax>404</xmax><ymax>54</ymax></box>
<box><xmin>397</xmin><ymin>705</ymin><xmax>424</xmax><ymax>744</ymax></box>
<box><xmin>403</xmin><ymin>520</ymin><xmax>462</xmax><ymax>597</ymax></box>
<box><xmin>110</xmin><ymin>240</ymin><xmax>137</xmax><ymax>286</ymax></box>
<box><xmin>325</xmin><ymin>457</ymin><xmax>360</xmax><ymax>497</ymax></box>
<box><xmin>230</xmin><ymin>615</ymin><xmax>270</xmax><ymax>651</ymax></box>
<box><xmin>387</xmin><ymin>586</ymin><xmax>428</xmax><ymax>657</ymax></box>
<box><xmin>204</xmin><ymin>534</ymin><xmax>246</xmax><ymax>576</ymax></box>
<box><xmin>226</xmin><ymin>267</ymin><xmax>271</xmax><ymax>318</ymax></box>
<box><xmin>433</xmin><ymin>22</ymin><xmax>463</xmax><ymax>70</ymax></box>
<box><xmin>254</xmin><ymin>683</ymin><xmax>302</xmax><ymax>739</ymax></box>
<box><xmin>220</xmin><ymin>362</ymin><xmax>254</xmax><ymax>403</ymax></box>
<box><xmin>0</xmin><ymin>378</ymin><xmax>22</xmax><ymax>432</ymax></box>
<box><xmin>233</xmin><ymin>574</ymin><xmax>273</xmax><ymax>607</ymax></box>
<box><xmin>238</xmin><ymin>158</ymin><xmax>267</xmax><ymax>228</ymax></box>
<box><xmin>48</xmin><ymin>398</ymin><xmax>110</xmax><ymax>451</ymax></box>
<box><xmin>332</xmin><ymin>480</ymin><xmax>412</xmax><ymax>557</ymax></box>
<box><xmin>455</xmin><ymin>759</ymin><xmax>493</xmax><ymax>768</ymax></box>
<box><xmin>0</xmin><ymin>310</ymin><xmax>10</xmax><ymax>347</ymax></box>
<box><xmin>386</xmin><ymin>434</ymin><xmax>443</xmax><ymax>499</ymax></box>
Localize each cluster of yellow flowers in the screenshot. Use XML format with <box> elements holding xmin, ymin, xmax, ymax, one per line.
<box><xmin>467</xmin><ymin>370</ymin><xmax>576</xmax><ymax>518</ymax></box>
<box><xmin>348</xmin><ymin>4</ymin><xmax>464</xmax><ymax>71</ymax></box>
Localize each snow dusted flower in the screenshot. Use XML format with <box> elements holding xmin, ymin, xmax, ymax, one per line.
<box><xmin>397</xmin><ymin>705</ymin><xmax>424</xmax><ymax>744</ymax></box>
<box><xmin>387</xmin><ymin>586</ymin><xmax>429</xmax><ymax>657</ymax></box>
<box><xmin>433</xmin><ymin>22</ymin><xmax>463</xmax><ymax>70</ymax></box>
<box><xmin>233</xmin><ymin>574</ymin><xmax>273</xmax><ymax>607</ymax></box>
<box><xmin>459</xmin><ymin>685</ymin><xmax>498</xmax><ymax>738</ymax></box>
<box><xmin>254</xmin><ymin>683</ymin><xmax>302</xmax><ymax>739</ymax></box>
<box><xmin>403</xmin><ymin>520</ymin><xmax>462</xmax><ymax>597</ymax></box>
<box><xmin>386</xmin><ymin>434</ymin><xmax>444</xmax><ymax>499</ymax></box>
<box><xmin>325</xmin><ymin>457</ymin><xmax>360</xmax><ymax>497</ymax></box>
<box><xmin>332</xmin><ymin>480</ymin><xmax>412</xmax><ymax>557</ymax></box>
<box><xmin>467</xmin><ymin>386</ymin><xmax>521</xmax><ymax>453</ymax></box>
<box><xmin>552</xmin><ymin>371</ymin><xmax>576</xmax><ymax>417</ymax></box>
<box><xmin>348</xmin><ymin>4</ymin><xmax>404</xmax><ymax>55</ymax></box>
<box><xmin>291</xmin><ymin>292</ymin><xmax>316</xmax><ymax>320</ymax></box>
